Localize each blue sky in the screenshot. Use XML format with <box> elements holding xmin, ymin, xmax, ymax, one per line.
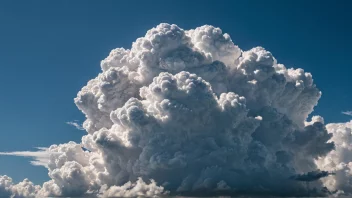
<box><xmin>0</xmin><ymin>0</ymin><xmax>350</xmax><ymax>185</ymax></box>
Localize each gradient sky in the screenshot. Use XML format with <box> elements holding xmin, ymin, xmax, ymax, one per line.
<box><xmin>0</xmin><ymin>0</ymin><xmax>350</xmax><ymax>185</ymax></box>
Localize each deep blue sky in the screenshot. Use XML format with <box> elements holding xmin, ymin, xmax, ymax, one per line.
<box><xmin>0</xmin><ymin>0</ymin><xmax>350</xmax><ymax>184</ymax></box>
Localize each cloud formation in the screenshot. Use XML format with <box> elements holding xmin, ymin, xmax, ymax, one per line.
<box><xmin>290</xmin><ymin>170</ymin><xmax>335</xmax><ymax>182</ymax></box>
<box><xmin>0</xmin><ymin>147</ymin><xmax>49</xmax><ymax>168</ymax></box>
<box><xmin>0</xmin><ymin>23</ymin><xmax>349</xmax><ymax>197</ymax></box>
<box><xmin>0</xmin><ymin>175</ymin><xmax>40</xmax><ymax>198</ymax></box>
<box><xmin>342</xmin><ymin>111</ymin><xmax>352</xmax><ymax>116</ymax></box>
<box><xmin>66</xmin><ymin>120</ymin><xmax>85</xmax><ymax>130</ymax></box>
<box><xmin>316</xmin><ymin>121</ymin><xmax>352</xmax><ymax>195</ymax></box>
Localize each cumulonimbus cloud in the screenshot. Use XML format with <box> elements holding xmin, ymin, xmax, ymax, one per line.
<box><xmin>0</xmin><ymin>23</ymin><xmax>351</xmax><ymax>197</ymax></box>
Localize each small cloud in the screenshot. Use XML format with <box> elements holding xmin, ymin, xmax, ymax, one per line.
<box><xmin>66</xmin><ymin>120</ymin><xmax>85</xmax><ymax>130</ymax></box>
<box><xmin>0</xmin><ymin>147</ymin><xmax>50</xmax><ymax>168</ymax></box>
<box><xmin>342</xmin><ymin>111</ymin><xmax>352</xmax><ymax>116</ymax></box>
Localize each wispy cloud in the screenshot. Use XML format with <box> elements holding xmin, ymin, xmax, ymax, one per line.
<box><xmin>66</xmin><ymin>120</ymin><xmax>85</xmax><ymax>130</ymax></box>
<box><xmin>0</xmin><ymin>147</ymin><xmax>50</xmax><ymax>168</ymax></box>
<box><xmin>342</xmin><ymin>111</ymin><xmax>352</xmax><ymax>116</ymax></box>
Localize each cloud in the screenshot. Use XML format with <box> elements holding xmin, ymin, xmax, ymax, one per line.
<box><xmin>315</xmin><ymin>121</ymin><xmax>352</xmax><ymax>194</ymax></box>
<box><xmin>342</xmin><ymin>111</ymin><xmax>352</xmax><ymax>116</ymax></box>
<box><xmin>0</xmin><ymin>23</ymin><xmax>347</xmax><ymax>197</ymax></box>
<box><xmin>66</xmin><ymin>120</ymin><xmax>85</xmax><ymax>130</ymax></box>
<box><xmin>0</xmin><ymin>175</ymin><xmax>41</xmax><ymax>198</ymax></box>
<box><xmin>100</xmin><ymin>178</ymin><xmax>168</xmax><ymax>197</ymax></box>
<box><xmin>0</xmin><ymin>147</ymin><xmax>50</xmax><ymax>168</ymax></box>
<box><xmin>289</xmin><ymin>170</ymin><xmax>335</xmax><ymax>182</ymax></box>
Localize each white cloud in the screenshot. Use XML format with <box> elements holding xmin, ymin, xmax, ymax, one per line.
<box><xmin>316</xmin><ymin>121</ymin><xmax>352</xmax><ymax>194</ymax></box>
<box><xmin>0</xmin><ymin>175</ymin><xmax>41</xmax><ymax>198</ymax></box>
<box><xmin>0</xmin><ymin>147</ymin><xmax>50</xmax><ymax>168</ymax></box>
<box><xmin>0</xmin><ymin>23</ymin><xmax>347</xmax><ymax>197</ymax></box>
<box><xmin>66</xmin><ymin>120</ymin><xmax>84</xmax><ymax>130</ymax></box>
<box><xmin>342</xmin><ymin>111</ymin><xmax>352</xmax><ymax>116</ymax></box>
